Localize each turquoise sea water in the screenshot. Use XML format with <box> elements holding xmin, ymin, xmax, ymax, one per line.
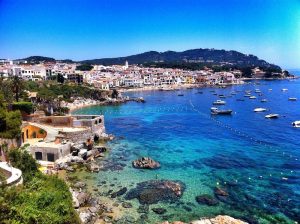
<box><xmin>73</xmin><ymin>79</ymin><xmax>300</xmax><ymax>223</ymax></box>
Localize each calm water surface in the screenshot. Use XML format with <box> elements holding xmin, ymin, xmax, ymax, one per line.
<box><xmin>74</xmin><ymin>79</ymin><xmax>300</xmax><ymax>223</ymax></box>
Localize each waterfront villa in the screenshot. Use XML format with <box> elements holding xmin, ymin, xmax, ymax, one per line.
<box><xmin>21</xmin><ymin>114</ymin><xmax>105</xmax><ymax>163</ymax></box>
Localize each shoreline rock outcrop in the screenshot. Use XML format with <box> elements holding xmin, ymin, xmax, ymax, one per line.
<box><xmin>161</xmin><ymin>215</ymin><xmax>248</xmax><ymax>224</ymax></box>
<box><xmin>132</xmin><ymin>157</ymin><xmax>161</xmax><ymax>169</ymax></box>
<box><xmin>125</xmin><ymin>180</ymin><xmax>184</xmax><ymax>204</ymax></box>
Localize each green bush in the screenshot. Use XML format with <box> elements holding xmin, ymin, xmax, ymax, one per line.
<box><xmin>8</xmin><ymin>148</ymin><xmax>39</xmax><ymax>182</ymax></box>
<box><xmin>0</xmin><ymin>175</ymin><xmax>80</xmax><ymax>224</ymax></box>
<box><xmin>12</xmin><ymin>102</ymin><xmax>33</xmax><ymax>114</ymax></box>
<box><xmin>0</xmin><ymin>110</ymin><xmax>22</xmax><ymax>139</ymax></box>
<box><xmin>0</xmin><ymin>148</ymin><xmax>80</xmax><ymax>224</ymax></box>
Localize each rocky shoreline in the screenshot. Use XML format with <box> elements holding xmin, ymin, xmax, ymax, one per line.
<box><xmin>161</xmin><ymin>215</ymin><xmax>248</xmax><ymax>224</ymax></box>
<box><xmin>55</xmin><ymin>137</ymin><xmax>249</xmax><ymax>224</ymax></box>
<box><xmin>68</xmin><ymin>96</ymin><xmax>145</xmax><ymax>113</ymax></box>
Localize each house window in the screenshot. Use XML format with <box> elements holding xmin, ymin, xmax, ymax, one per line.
<box><xmin>47</xmin><ymin>153</ymin><xmax>55</xmax><ymax>162</ymax></box>
<box><xmin>35</xmin><ymin>152</ymin><xmax>43</xmax><ymax>160</ymax></box>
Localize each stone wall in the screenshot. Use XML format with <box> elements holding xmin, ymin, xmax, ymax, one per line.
<box><xmin>38</xmin><ymin>116</ymin><xmax>74</xmax><ymax>127</ymax></box>
<box><xmin>60</xmin><ymin>130</ymin><xmax>95</xmax><ymax>143</ymax></box>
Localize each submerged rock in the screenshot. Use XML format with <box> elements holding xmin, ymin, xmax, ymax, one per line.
<box><xmin>132</xmin><ymin>157</ymin><xmax>161</xmax><ymax>169</ymax></box>
<box><xmin>122</xmin><ymin>202</ymin><xmax>133</xmax><ymax>208</ymax></box>
<box><xmin>111</xmin><ymin>187</ymin><xmax>128</xmax><ymax>198</ymax></box>
<box><xmin>195</xmin><ymin>194</ymin><xmax>219</xmax><ymax>206</ymax></box>
<box><xmin>214</xmin><ymin>187</ymin><xmax>229</xmax><ymax>197</ymax></box>
<box><xmin>152</xmin><ymin>207</ymin><xmax>167</xmax><ymax>215</ymax></box>
<box><xmin>137</xmin><ymin>204</ymin><xmax>149</xmax><ymax>213</ymax></box>
<box><xmin>125</xmin><ymin>180</ymin><xmax>184</xmax><ymax>204</ymax></box>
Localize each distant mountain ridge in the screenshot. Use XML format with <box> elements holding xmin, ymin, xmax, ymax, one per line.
<box><xmin>19</xmin><ymin>48</ymin><xmax>281</xmax><ymax>70</ymax></box>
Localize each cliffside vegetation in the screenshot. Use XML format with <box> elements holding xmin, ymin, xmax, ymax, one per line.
<box><xmin>24</xmin><ymin>80</ymin><xmax>110</xmax><ymax>102</ymax></box>
<box><xmin>0</xmin><ymin>147</ymin><xmax>80</xmax><ymax>224</ymax></box>
<box><xmin>0</xmin><ymin>94</ymin><xmax>22</xmax><ymax>139</ymax></box>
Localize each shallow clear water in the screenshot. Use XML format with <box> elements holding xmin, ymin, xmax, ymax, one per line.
<box><xmin>73</xmin><ymin>79</ymin><xmax>300</xmax><ymax>223</ymax></box>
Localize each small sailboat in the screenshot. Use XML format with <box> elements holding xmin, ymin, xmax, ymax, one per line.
<box><xmin>249</xmin><ymin>96</ymin><xmax>257</xmax><ymax>99</ymax></box>
<box><xmin>282</xmin><ymin>88</ymin><xmax>288</xmax><ymax>92</ymax></box>
<box><xmin>265</xmin><ymin>114</ymin><xmax>279</xmax><ymax>119</ymax></box>
<box><xmin>261</xmin><ymin>99</ymin><xmax>268</xmax><ymax>102</ymax></box>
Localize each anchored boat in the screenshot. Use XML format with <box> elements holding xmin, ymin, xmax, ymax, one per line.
<box><xmin>288</xmin><ymin>97</ymin><xmax>297</xmax><ymax>101</ymax></box>
<box><xmin>265</xmin><ymin>114</ymin><xmax>279</xmax><ymax>119</ymax></box>
<box><xmin>213</xmin><ymin>100</ymin><xmax>226</xmax><ymax>105</ymax></box>
<box><xmin>254</xmin><ymin>108</ymin><xmax>267</xmax><ymax>112</ymax></box>
<box><xmin>211</xmin><ymin>107</ymin><xmax>232</xmax><ymax>115</ymax></box>
<box><xmin>292</xmin><ymin>121</ymin><xmax>300</xmax><ymax>128</ymax></box>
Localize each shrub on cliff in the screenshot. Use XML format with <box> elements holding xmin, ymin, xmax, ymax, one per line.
<box><xmin>12</xmin><ymin>101</ymin><xmax>33</xmax><ymax>114</ymax></box>
<box><xmin>0</xmin><ymin>94</ymin><xmax>22</xmax><ymax>139</ymax></box>
<box><xmin>0</xmin><ymin>147</ymin><xmax>80</xmax><ymax>224</ymax></box>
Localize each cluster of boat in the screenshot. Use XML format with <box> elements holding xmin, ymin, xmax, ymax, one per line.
<box><xmin>210</xmin><ymin>88</ymin><xmax>299</xmax><ymax>127</ymax></box>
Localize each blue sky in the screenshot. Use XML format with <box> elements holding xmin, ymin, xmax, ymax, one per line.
<box><xmin>0</xmin><ymin>0</ymin><xmax>299</xmax><ymax>68</ymax></box>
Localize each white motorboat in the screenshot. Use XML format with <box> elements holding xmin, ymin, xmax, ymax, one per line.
<box><xmin>265</xmin><ymin>114</ymin><xmax>279</xmax><ymax>119</ymax></box>
<box><xmin>292</xmin><ymin>121</ymin><xmax>300</xmax><ymax>128</ymax></box>
<box><xmin>244</xmin><ymin>94</ymin><xmax>251</xmax><ymax>97</ymax></box>
<box><xmin>282</xmin><ymin>88</ymin><xmax>288</xmax><ymax>91</ymax></box>
<box><xmin>249</xmin><ymin>96</ymin><xmax>257</xmax><ymax>99</ymax></box>
<box><xmin>213</xmin><ymin>100</ymin><xmax>226</xmax><ymax>105</ymax></box>
<box><xmin>288</xmin><ymin>97</ymin><xmax>297</xmax><ymax>101</ymax></box>
<box><xmin>261</xmin><ymin>99</ymin><xmax>268</xmax><ymax>102</ymax></box>
<box><xmin>254</xmin><ymin>108</ymin><xmax>267</xmax><ymax>112</ymax></box>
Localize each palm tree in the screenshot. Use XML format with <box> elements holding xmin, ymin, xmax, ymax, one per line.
<box><xmin>11</xmin><ymin>76</ymin><xmax>24</xmax><ymax>102</ymax></box>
